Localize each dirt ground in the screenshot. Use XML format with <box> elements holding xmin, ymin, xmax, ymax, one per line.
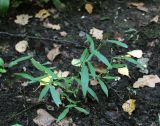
<box><xmin>0</xmin><ymin>0</ymin><xmax>160</xmax><ymax>125</ymax></box>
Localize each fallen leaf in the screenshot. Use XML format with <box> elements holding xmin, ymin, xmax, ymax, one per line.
<box><xmin>71</xmin><ymin>59</ymin><xmax>81</xmax><ymax>67</ymax></box>
<box><xmin>122</xmin><ymin>99</ymin><xmax>136</xmax><ymax>115</ymax></box>
<box><xmin>59</xmin><ymin>31</ymin><xmax>67</xmax><ymax>37</ymax></box>
<box><xmin>55</xmin><ymin>70</ymin><xmax>70</xmax><ymax>78</ymax></box>
<box><xmin>35</xmin><ymin>9</ymin><xmax>50</xmax><ymax>19</ymax></box>
<box><xmin>85</xmin><ymin>3</ymin><xmax>94</xmax><ymax>14</ymax></box>
<box><xmin>137</xmin><ymin>57</ymin><xmax>149</xmax><ymax>74</ymax></box>
<box><xmin>127</xmin><ymin>50</ymin><xmax>143</xmax><ymax>58</ymax></box>
<box><xmin>150</xmin><ymin>15</ymin><xmax>159</xmax><ymax>23</ymax></box>
<box><xmin>43</xmin><ymin>22</ymin><xmax>61</xmax><ymax>30</ymax></box>
<box><xmin>90</xmin><ymin>27</ymin><xmax>103</xmax><ymax>40</ymax></box>
<box><xmin>54</xmin><ymin>117</ymin><xmax>76</xmax><ymax>126</ymax></box>
<box><xmin>33</xmin><ymin>109</ymin><xmax>55</xmax><ymax>126</ymax></box>
<box><xmin>90</xmin><ymin>80</ymin><xmax>98</xmax><ymax>86</ymax></box>
<box><xmin>14</xmin><ymin>14</ymin><xmax>32</xmax><ymax>25</ymax></box>
<box><xmin>47</xmin><ymin>46</ymin><xmax>61</xmax><ymax>61</ymax></box>
<box><xmin>128</xmin><ymin>2</ymin><xmax>148</xmax><ymax>12</ymax></box>
<box><xmin>133</xmin><ymin>75</ymin><xmax>160</xmax><ymax>88</ymax></box>
<box><xmin>95</xmin><ymin>64</ymin><xmax>107</xmax><ymax>74</ymax></box>
<box><xmin>118</xmin><ymin>67</ymin><xmax>129</xmax><ymax>77</ymax></box>
<box><xmin>15</xmin><ymin>40</ymin><xmax>28</xmax><ymax>53</ymax></box>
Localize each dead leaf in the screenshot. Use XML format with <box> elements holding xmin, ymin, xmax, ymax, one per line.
<box><xmin>118</xmin><ymin>67</ymin><xmax>129</xmax><ymax>77</ymax></box>
<box><xmin>127</xmin><ymin>50</ymin><xmax>143</xmax><ymax>58</ymax></box>
<box><xmin>33</xmin><ymin>109</ymin><xmax>55</xmax><ymax>126</ymax></box>
<box><xmin>55</xmin><ymin>70</ymin><xmax>70</xmax><ymax>78</ymax></box>
<box><xmin>90</xmin><ymin>80</ymin><xmax>98</xmax><ymax>86</ymax></box>
<box><xmin>47</xmin><ymin>46</ymin><xmax>61</xmax><ymax>61</ymax></box>
<box><xmin>122</xmin><ymin>99</ymin><xmax>136</xmax><ymax>115</ymax></box>
<box><xmin>133</xmin><ymin>75</ymin><xmax>160</xmax><ymax>88</ymax></box>
<box><xmin>15</xmin><ymin>40</ymin><xmax>28</xmax><ymax>53</ymax></box>
<box><xmin>54</xmin><ymin>117</ymin><xmax>76</xmax><ymax>126</ymax></box>
<box><xmin>150</xmin><ymin>15</ymin><xmax>159</xmax><ymax>23</ymax></box>
<box><xmin>14</xmin><ymin>14</ymin><xmax>32</xmax><ymax>25</ymax></box>
<box><xmin>85</xmin><ymin>3</ymin><xmax>94</xmax><ymax>14</ymax></box>
<box><xmin>35</xmin><ymin>9</ymin><xmax>50</xmax><ymax>19</ymax></box>
<box><xmin>59</xmin><ymin>31</ymin><xmax>67</xmax><ymax>37</ymax></box>
<box><xmin>128</xmin><ymin>2</ymin><xmax>148</xmax><ymax>12</ymax></box>
<box><xmin>90</xmin><ymin>27</ymin><xmax>103</xmax><ymax>40</ymax></box>
<box><xmin>95</xmin><ymin>64</ymin><xmax>107</xmax><ymax>74</ymax></box>
<box><xmin>43</xmin><ymin>22</ymin><xmax>61</xmax><ymax>30</ymax></box>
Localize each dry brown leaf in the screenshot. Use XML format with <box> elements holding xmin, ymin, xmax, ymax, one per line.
<box><xmin>127</xmin><ymin>50</ymin><xmax>143</xmax><ymax>58</ymax></box>
<box><xmin>33</xmin><ymin>109</ymin><xmax>55</xmax><ymax>126</ymax></box>
<box><xmin>59</xmin><ymin>31</ymin><xmax>67</xmax><ymax>37</ymax></box>
<box><xmin>118</xmin><ymin>67</ymin><xmax>129</xmax><ymax>77</ymax></box>
<box><xmin>95</xmin><ymin>64</ymin><xmax>107</xmax><ymax>74</ymax></box>
<box><xmin>14</xmin><ymin>14</ymin><xmax>32</xmax><ymax>25</ymax></box>
<box><xmin>35</xmin><ymin>9</ymin><xmax>50</xmax><ymax>19</ymax></box>
<box><xmin>128</xmin><ymin>2</ymin><xmax>148</xmax><ymax>12</ymax></box>
<box><xmin>85</xmin><ymin>3</ymin><xmax>94</xmax><ymax>14</ymax></box>
<box><xmin>54</xmin><ymin>117</ymin><xmax>76</xmax><ymax>126</ymax></box>
<box><xmin>133</xmin><ymin>75</ymin><xmax>160</xmax><ymax>88</ymax></box>
<box><xmin>90</xmin><ymin>27</ymin><xmax>103</xmax><ymax>40</ymax></box>
<box><xmin>150</xmin><ymin>15</ymin><xmax>159</xmax><ymax>23</ymax></box>
<box><xmin>15</xmin><ymin>40</ymin><xmax>28</xmax><ymax>53</ymax></box>
<box><xmin>122</xmin><ymin>99</ymin><xmax>136</xmax><ymax>115</ymax></box>
<box><xmin>90</xmin><ymin>80</ymin><xmax>98</xmax><ymax>86</ymax></box>
<box><xmin>55</xmin><ymin>70</ymin><xmax>70</xmax><ymax>78</ymax></box>
<box><xmin>43</xmin><ymin>21</ymin><xmax>61</xmax><ymax>30</ymax></box>
<box><xmin>47</xmin><ymin>46</ymin><xmax>61</xmax><ymax>61</ymax></box>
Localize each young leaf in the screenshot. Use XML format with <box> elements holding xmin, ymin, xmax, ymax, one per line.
<box><xmin>81</xmin><ymin>64</ymin><xmax>89</xmax><ymax>97</ymax></box>
<box><xmin>94</xmin><ymin>50</ymin><xmax>112</xmax><ymax>69</ymax></box>
<box><xmin>86</xmin><ymin>34</ymin><xmax>95</xmax><ymax>52</ymax></box>
<box><xmin>39</xmin><ymin>85</ymin><xmax>50</xmax><ymax>100</ymax></box>
<box><xmin>98</xmin><ymin>79</ymin><xmax>108</xmax><ymax>97</ymax></box>
<box><xmin>49</xmin><ymin>85</ymin><xmax>62</xmax><ymax>107</ymax></box>
<box><xmin>87</xmin><ymin>62</ymin><xmax>96</xmax><ymax>79</ymax></box>
<box><xmin>8</xmin><ymin>55</ymin><xmax>32</xmax><ymax>68</ymax></box>
<box><xmin>74</xmin><ymin>107</ymin><xmax>89</xmax><ymax>115</ymax></box>
<box><xmin>80</xmin><ymin>49</ymin><xmax>89</xmax><ymax>63</ymax></box>
<box><xmin>56</xmin><ymin>108</ymin><xmax>69</xmax><ymax>122</ymax></box>
<box><xmin>88</xmin><ymin>87</ymin><xmax>99</xmax><ymax>102</ymax></box>
<box><xmin>106</xmin><ymin>40</ymin><xmax>128</xmax><ymax>48</ymax></box>
<box><xmin>0</xmin><ymin>57</ymin><xmax>4</xmax><ymax>66</ymax></box>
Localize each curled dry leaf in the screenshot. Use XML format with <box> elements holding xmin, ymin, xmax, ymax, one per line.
<box><xmin>15</xmin><ymin>40</ymin><xmax>28</xmax><ymax>53</ymax></box>
<box><xmin>47</xmin><ymin>46</ymin><xmax>61</xmax><ymax>61</ymax></box>
<box><xmin>133</xmin><ymin>75</ymin><xmax>160</xmax><ymax>88</ymax></box>
<box><xmin>90</xmin><ymin>80</ymin><xmax>98</xmax><ymax>86</ymax></box>
<box><xmin>85</xmin><ymin>3</ymin><xmax>94</xmax><ymax>14</ymax></box>
<box><xmin>122</xmin><ymin>99</ymin><xmax>136</xmax><ymax>115</ymax></box>
<box><xmin>90</xmin><ymin>27</ymin><xmax>103</xmax><ymax>40</ymax></box>
<box><xmin>43</xmin><ymin>22</ymin><xmax>61</xmax><ymax>30</ymax></box>
<box><xmin>35</xmin><ymin>9</ymin><xmax>50</xmax><ymax>19</ymax></box>
<box><xmin>118</xmin><ymin>67</ymin><xmax>129</xmax><ymax>77</ymax></box>
<box><xmin>128</xmin><ymin>2</ymin><xmax>148</xmax><ymax>12</ymax></box>
<box><xmin>127</xmin><ymin>50</ymin><xmax>143</xmax><ymax>58</ymax></box>
<box><xmin>33</xmin><ymin>109</ymin><xmax>55</xmax><ymax>126</ymax></box>
<box><xmin>95</xmin><ymin>64</ymin><xmax>107</xmax><ymax>74</ymax></box>
<box><xmin>59</xmin><ymin>31</ymin><xmax>67</xmax><ymax>37</ymax></box>
<box><xmin>14</xmin><ymin>14</ymin><xmax>32</xmax><ymax>25</ymax></box>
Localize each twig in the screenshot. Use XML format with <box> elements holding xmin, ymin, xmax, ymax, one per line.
<box><xmin>0</xmin><ymin>31</ymin><xmax>85</xmax><ymax>48</ymax></box>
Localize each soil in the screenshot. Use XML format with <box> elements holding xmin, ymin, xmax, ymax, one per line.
<box><xmin>0</xmin><ymin>0</ymin><xmax>160</xmax><ymax>126</ymax></box>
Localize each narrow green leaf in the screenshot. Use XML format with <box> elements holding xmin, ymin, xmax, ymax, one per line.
<box><xmin>81</xmin><ymin>64</ymin><xmax>89</xmax><ymax>97</ymax></box>
<box><xmin>94</xmin><ymin>50</ymin><xmax>112</xmax><ymax>69</ymax></box>
<box><xmin>88</xmin><ymin>87</ymin><xmax>99</xmax><ymax>102</ymax></box>
<box><xmin>0</xmin><ymin>57</ymin><xmax>4</xmax><ymax>66</ymax></box>
<box><xmin>49</xmin><ymin>85</ymin><xmax>62</xmax><ymax>107</ymax></box>
<box><xmin>56</xmin><ymin>108</ymin><xmax>69</xmax><ymax>122</ymax></box>
<box><xmin>74</xmin><ymin>107</ymin><xmax>89</xmax><ymax>115</ymax></box>
<box><xmin>87</xmin><ymin>62</ymin><xmax>96</xmax><ymax>79</ymax></box>
<box><xmin>103</xmin><ymin>75</ymin><xmax>118</xmax><ymax>80</ymax></box>
<box><xmin>11</xmin><ymin>124</ymin><xmax>22</xmax><ymax>126</ymax></box>
<box><xmin>31</xmin><ymin>58</ymin><xmax>57</xmax><ymax>79</ymax></box>
<box><xmin>0</xmin><ymin>67</ymin><xmax>6</xmax><ymax>73</ymax></box>
<box><xmin>15</xmin><ymin>73</ymin><xmax>35</xmax><ymax>81</ymax></box>
<box><xmin>39</xmin><ymin>85</ymin><xmax>50</xmax><ymax>100</ymax></box>
<box><xmin>112</xmin><ymin>64</ymin><xmax>126</xmax><ymax>68</ymax></box>
<box><xmin>106</xmin><ymin>40</ymin><xmax>128</xmax><ymax>48</ymax></box>
<box><xmin>8</xmin><ymin>55</ymin><xmax>32</xmax><ymax>68</ymax></box>
<box><xmin>86</xmin><ymin>34</ymin><xmax>95</xmax><ymax>52</ymax></box>
<box><xmin>80</xmin><ymin>49</ymin><xmax>89</xmax><ymax>63</ymax></box>
<box><xmin>98</xmin><ymin>79</ymin><xmax>108</xmax><ymax>97</ymax></box>
<box><xmin>0</xmin><ymin>0</ymin><xmax>9</xmax><ymax>15</ymax></box>
<box><xmin>66</xmin><ymin>104</ymin><xmax>76</xmax><ymax>108</ymax></box>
